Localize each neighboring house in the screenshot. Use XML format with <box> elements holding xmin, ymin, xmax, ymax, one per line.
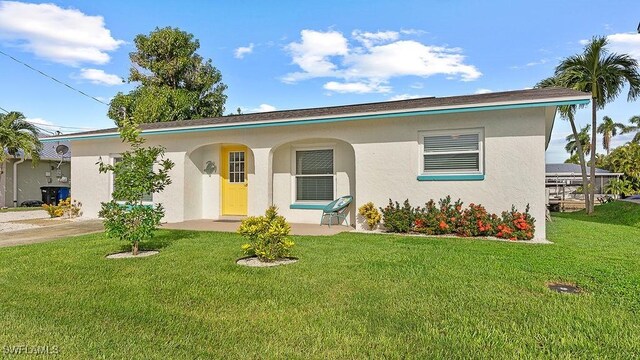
<box><xmin>43</xmin><ymin>88</ymin><xmax>589</xmax><ymax>239</ymax></box>
<box><xmin>0</xmin><ymin>140</ymin><xmax>71</xmax><ymax>207</ymax></box>
<box><xmin>546</xmin><ymin>163</ymin><xmax>622</xmax><ymax>198</ymax></box>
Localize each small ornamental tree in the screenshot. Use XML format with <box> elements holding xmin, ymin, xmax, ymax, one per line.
<box><xmin>97</xmin><ymin>121</ymin><xmax>174</xmax><ymax>255</ymax></box>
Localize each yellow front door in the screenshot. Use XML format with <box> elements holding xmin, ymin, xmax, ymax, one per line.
<box><xmin>221</xmin><ymin>145</ymin><xmax>248</xmax><ymax>215</ymax></box>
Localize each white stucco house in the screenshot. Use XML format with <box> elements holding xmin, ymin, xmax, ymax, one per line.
<box><xmin>43</xmin><ymin>88</ymin><xmax>589</xmax><ymax>239</ymax></box>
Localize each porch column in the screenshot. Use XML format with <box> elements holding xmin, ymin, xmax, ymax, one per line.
<box><xmin>248</xmin><ymin>147</ymin><xmax>272</xmax><ymax>216</ymax></box>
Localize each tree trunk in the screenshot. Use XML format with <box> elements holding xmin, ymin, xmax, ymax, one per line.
<box><xmin>568</xmin><ymin>113</ymin><xmax>591</xmax><ymax>213</ymax></box>
<box><xmin>589</xmin><ymin>99</ymin><xmax>597</xmax><ymax>214</ymax></box>
<box><xmin>133</xmin><ymin>241</ymin><xmax>139</xmax><ymax>256</ymax></box>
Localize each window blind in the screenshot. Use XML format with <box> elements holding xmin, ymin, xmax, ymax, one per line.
<box><xmin>296</xmin><ymin>150</ymin><xmax>333</xmax><ymax>175</ymax></box>
<box><xmin>424</xmin><ymin>134</ymin><xmax>479</xmax><ymax>153</ymax></box>
<box><xmin>295</xmin><ymin>149</ymin><xmax>334</xmax><ymax>201</ymax></box>
<box><xmin>296</xmin><ymin>176</ymin><xmax>334</xmax><ymax>201</ymax></box>
<box><xmin>423</xmin><ymin>132</ymin><xmax>481</xmax><ymax>173</ymax></box>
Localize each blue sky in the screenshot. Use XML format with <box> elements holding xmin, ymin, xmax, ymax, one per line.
<box><xmin>0</xmin><ymin>0</ymin><xmax>639</xmax><ymax>163</ymax></box>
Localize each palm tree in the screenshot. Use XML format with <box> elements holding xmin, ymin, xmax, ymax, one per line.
<box><xmin>622</xmin><ymin>115</ymin><xmax>640</xmax><ymax>143</ymax></box>
<box><xmin>597</xmin><ymin>116</ymin><xmax>626</xmax><ymax>154</ymax></box>
<box><xmin>551</xmin><ymin>36</ymin><xmax>640</xmax><ymax>213</ymax></box>
<box><xmin>536</xmin><ymin>76</ymin><xmax>592</xmax><ymax>212</ymax></box>
<box><xmin>565</xmin><ymin>124</ymin><xmax>591</xmax><ymax>156</ymax></box>
<box><xmin>0</xmin><ymin>111</ymin><xmax>42</xmax><ymax>183</ymax></box>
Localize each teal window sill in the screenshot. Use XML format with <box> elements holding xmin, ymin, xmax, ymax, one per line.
<box><xmin>290</xmin><ymin>203</ymin><xmax>327</xmax><ymax>210</ymax></box>
<box><xmin>417</xmin><ymin>174</ymin><xmax>485</xmax><ymax>181</ymax></box>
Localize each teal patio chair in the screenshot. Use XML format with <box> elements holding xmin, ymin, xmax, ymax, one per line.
<box><xmin>320</xmin><ymin>195</ymin><xmax>353</xmax><ymax>227</ymax></box>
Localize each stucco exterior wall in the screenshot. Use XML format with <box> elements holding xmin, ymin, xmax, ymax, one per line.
<box><xmin>271</xmin><ymin>138</ymin><xmax>356</xmax><ymax>224</ymax></box>
<box><xmin>67</xmin><ymin>107</ymin><xmax>548</xmax><ymax>238</ymax></box>
<box><xmin>3</xmin><ymin>159</ymin><xmax>71</xmax><ymax>207</ymax></box>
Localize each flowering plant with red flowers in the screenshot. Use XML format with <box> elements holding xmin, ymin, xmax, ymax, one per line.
<box><xmin>495</xmin><ymin>204</ymin><xmax>535</xmax><ymax>241</ymax></box>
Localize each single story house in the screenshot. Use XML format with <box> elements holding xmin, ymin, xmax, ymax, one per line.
<box><xmin>1</xmin><ymin>140</ymin><xmax>71</xmax><ymax>207</ymax></box>
<box><xmin>43</xmin><ymin>88</ymin><xmax>590</xmax><ymax>239</ymax></box>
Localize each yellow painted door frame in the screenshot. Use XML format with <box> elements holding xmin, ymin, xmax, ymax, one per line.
<box><xmin>221</xmin><ymin>145</ymin><xmax>248</xmax><ymax>215</ymax></box>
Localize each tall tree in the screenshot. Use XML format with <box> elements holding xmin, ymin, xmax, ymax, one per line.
<box><xmin>565</xmin><ymin>124</ymin><xmax>591</xmax><ymax>156</ymax></box>
<box><xmin>622</xmin><ymin>115</ymin><xmax>640</xmax><ymax>143</ymax></box>
<box><xmin>535</xmin><ymin>76</ymin><xmax>591</xmax><ymax>212</ymax></box>
<box><xmin>0</xmin><ymin>111</ymin><xmax>42</xmax><ymax>164</ymax></box>
<box><xmin>108</xmin><ymin>27</ymin><xmax>228</xmax><ymax>126</ymax></box>
<box><xmin>551</xmin><ymin>36</ymin><xmax>640</xmax><ymax>213</ymax></box>
<box><xmin>597</xmin><ymin>116</ymin><xmax>625</xmax><ymax>154</ymax></box>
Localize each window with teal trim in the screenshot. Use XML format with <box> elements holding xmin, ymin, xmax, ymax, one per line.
<box><xmin>420</xmin><ymin>128</ymin><xmax>484</xmax><ymax>176</ymax></box>
<box><xmin>295</xmin><ymin>149</ymin><xmax>334</xmax><ymax>201</ymax></box>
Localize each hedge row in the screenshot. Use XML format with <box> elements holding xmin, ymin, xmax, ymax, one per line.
<box><xmin>379</xmin><ymin>196</ymin><xmax>535</xmax><ymax>241</ymax></box>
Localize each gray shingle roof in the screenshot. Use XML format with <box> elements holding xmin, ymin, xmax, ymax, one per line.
<box><xmin>546</xmin><ymin>163</ymin><xmax>613</xmax><ymax>174</ymax></box>
<box><xmin>47</xmin><ymin>87</ymin><xmax>589</xmax><ymax>139</ymax></box>
<box><xmin>8</xmin><ymin>140</ymin><xmax>71</xmax><ymax>160</ymax></box>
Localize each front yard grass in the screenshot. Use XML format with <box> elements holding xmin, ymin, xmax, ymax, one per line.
<box><xmin>0</xmin><ymin>202</ymin><xmax>639</xmax><ymax>358</ymax></box>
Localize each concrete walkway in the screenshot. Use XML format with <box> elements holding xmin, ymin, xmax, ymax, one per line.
<box><xmin>162</xmin><ymin>219</ymin><xmax>352</xmax><ymax>236</ymax></box>
<box><xmin>0</xmin><ymin>220</ymin><xmax>104</xmax><ymax>248</ymax></box>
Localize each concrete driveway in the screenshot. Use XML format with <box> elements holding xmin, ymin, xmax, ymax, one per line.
<box><xmin>0</xmin><ymin>210</ymin><xmax>104</xmax><ymax>247</ymax></box>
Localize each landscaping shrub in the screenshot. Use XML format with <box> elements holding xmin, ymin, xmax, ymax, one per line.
<box><xmin>59</xmin><ymin>197</ymin><xmax>82</xmax><ymax>218</ymax></box>
<box><xmin>455</xmin><ymin>203</ymin><xmax>499</xmax><ymax>237</ymax></box>
<box><xmin>358</xmin><ymin>202</ymin><xmax>381</xmax><ymax>230</ymax></box>
<box><xmin>42</xmin><ymin>203</ymin><xmax>63</xmax><ymax>218</ymax></box>
<box><xmin>383</xmin><ymin>196</ymin><xmax>536</xmax><ymax>240</ymax></box>
<box><xmin>379</xmin><ymin>199</ymin><xmax>415</xmax><ymax>233</ymax></box>
<box><xmin>238</xmin><ymin>206</ymin><xmax>294</xmax><ymax>262</ymax></box>
<box><xmin>495</xmin><ymin>205</ymin><xmax>536</xmax><ymax>241</ymax></box>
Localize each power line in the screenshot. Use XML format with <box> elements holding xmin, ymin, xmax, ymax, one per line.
<box><xmin>27</xmin><ymin>122</ymin><xmax>96</xmax><ymax>131</ymax></box>
<box><xmin>1</xmin><ymin>104</ymin><xmax>96</xmax><ymax>134</ymax></box>
<box><xmin>0</xmin><ymin>49</ymin><xmax>110</xmax><ymax>106</ymax></box>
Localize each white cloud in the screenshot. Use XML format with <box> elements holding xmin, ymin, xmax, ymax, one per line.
<box><xmin>282</xmin><ymin>30</ymin><xmax>349</xmax><ymax>83</ymax></box>
<box><xmin>323</xmin><ymin>81</ymin><xmax>391</xmax><ymax>94</ymax></box>
<box><xmin>26</xmin><ymin>117</ymin><xmax>63</xmax><ymax>133</ymax></box>
<box><xmin>607</xmin><ymin>33</ymin><xmax>640</xmax><ymax>61</ymax></box>
<box><xmin>283</xmin><ymin>29</ymin><xmax>481</xmax><ymax>93</ymax></box>
<box><xmin>234</xmin><ymin>43</ymin><xmax>254</xmax><ymax>59</ymax></box>
<box><xmin>474</xmin><ymin>88</ymin><xmax>492</xmax><ymax>94</ymax></box>
<box><xmin>241</xmin><ymin>104</ymin><xmax>277</xmax><ymax>113</ymax></box>
<box><xmin>352</xmin><ymin>30</ymin><xmax>399</xmax><ymax>48</ymax></box>
<box><xmin>0</xmin><ymin>1</ymin><xmax>123</xmax><ymax>66</ymax></box>
<box><xmin>254</xmin><ymin>104</ymin><xmax>276</xmax><ymax>112</ymax></box>
<box><xmin>343</xmin><ymin>41</ymin><xmax>481</xmax><ymax>81</ymax></box>
<box><xmin>26</xmin><ymin>117</ymin><xmax>54</xmax><ymax>126</ymax></box>
<box><xmin>78</xmin><ymin>68</ymin><xmax>122</xmax><ymax>85</ymax></box>
<box><xmin>388</xmin><ymin>94</ymin><xmax>428</xmax><ymax>101</ymax></box>
<box><xmin>510</xmin><ymin>58</ymin><xmax>549</xmax><ymax>70</ymax></box>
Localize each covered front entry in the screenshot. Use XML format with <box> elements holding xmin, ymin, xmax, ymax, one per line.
<box><xmin>221</xmin><ymin>145</ymin><xmax>248</xmax><ymax>215</ymax></box>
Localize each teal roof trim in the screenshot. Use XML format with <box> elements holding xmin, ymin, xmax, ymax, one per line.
<box><xmin>42</xmin><ymin>98</ymin><xmax>590</xmax><ymax>142</ymax></box>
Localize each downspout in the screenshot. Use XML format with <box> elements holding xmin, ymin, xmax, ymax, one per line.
<box><xmin>13</xmin><ymin>156</ymin><xmax>25</xmax><ymax>207</ymax></box>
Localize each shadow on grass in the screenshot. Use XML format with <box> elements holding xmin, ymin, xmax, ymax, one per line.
<box><xmin>117</xmin><ymin>230</ymin><xmax>200</xmax><ymax>252</ymax></box>
<box><xmin>553</xmin><ymin>201</ymin><xmax>640</xmax><ymax>228</ymax></box>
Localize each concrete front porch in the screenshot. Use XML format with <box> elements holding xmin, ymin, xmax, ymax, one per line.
<box><xmin>162</xmin><ymin>219</ymin><xmax>352</xmax><ymax>236</ymax></box>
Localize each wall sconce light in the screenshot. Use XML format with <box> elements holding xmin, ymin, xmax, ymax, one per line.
<box><xmin>204</xmin><ymin>160</ymin><xmax>217</xmax><ymax>175</ymax></box>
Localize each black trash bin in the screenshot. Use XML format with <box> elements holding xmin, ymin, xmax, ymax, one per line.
<box><xmin>41</xmin><ymin>186</ymin><xmax>69</xmax><ymax>205</ymax></box>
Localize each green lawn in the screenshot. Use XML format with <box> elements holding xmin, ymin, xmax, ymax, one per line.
<box><xmin>1</xmin><ymin>202</ymin><xmax>639</xmax><ymax>359</ymax></box>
